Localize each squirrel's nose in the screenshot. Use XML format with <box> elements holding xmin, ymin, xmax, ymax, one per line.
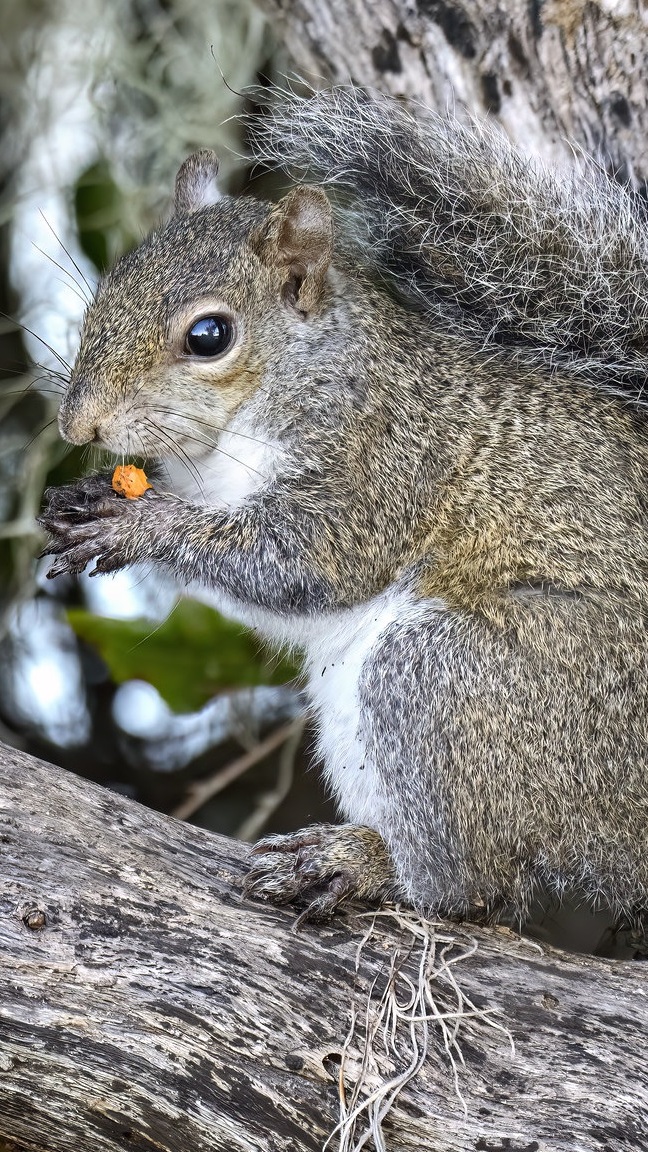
<box><xmin>58</xmin><ymin>392</ymin><xmax>99</xmax><ymax>445</ymax></box>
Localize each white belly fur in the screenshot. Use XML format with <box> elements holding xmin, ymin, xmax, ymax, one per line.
<box><xmin>164</xmin><ymin>420</ymin><xmax>288</xmax><ymax>510</ymax></box>
<box><xmin>167</xmin><ymin>436</ymin><xmax>441</xmax><ymax>828</ymax></box>
<box><xmin>191</xmin><ymin>581</ymin><xmax>441</xmax><ymax>829</ymax></box>
<box><xmin>304</xmin><ymin>590</ymin><xmax>414</xmax><ymax>826</ymax></box>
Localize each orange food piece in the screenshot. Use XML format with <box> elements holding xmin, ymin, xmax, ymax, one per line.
<box><xmin>111</xmin><ymin>465</ymin><xmax>152</xmax><ymax>499</ymax></box>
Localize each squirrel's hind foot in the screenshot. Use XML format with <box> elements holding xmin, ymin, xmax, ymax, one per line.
<box><xmin>244</xmin><ymin>822</ymin><xmax>397</xmax><ymax>927</ymax></box>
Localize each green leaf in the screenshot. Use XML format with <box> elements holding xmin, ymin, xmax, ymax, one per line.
<box><xmin>67</xmin><ymin>599</ymin><xmax>299</xmax><ymax>713</ymax></box>
<box><xmin>73</xmin><ymin>159</ymin><xmax>138</xmax><ymax>273</ymax></box>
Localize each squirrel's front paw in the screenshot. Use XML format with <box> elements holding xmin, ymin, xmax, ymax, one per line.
<box><xmin>39</xmin><ymin>474</ymin><xmax>157</xmax><ymax>577</ymax></box>
<box><xmin>244</xmin><ymin>822</ymin><xmax>397</xmax><ymax>925</ymax></box>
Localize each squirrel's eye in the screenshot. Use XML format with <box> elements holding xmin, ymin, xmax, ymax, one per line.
<box><xmin>185</xmin><ymin>315</ymin><xmax>232</xmax><ymax>357</ymax></box>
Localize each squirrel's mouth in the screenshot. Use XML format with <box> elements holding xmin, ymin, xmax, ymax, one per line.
<box><xmin>59</xmin><ymin>403</ymin><xmax>204</xmax><ymax>463</ymax></box>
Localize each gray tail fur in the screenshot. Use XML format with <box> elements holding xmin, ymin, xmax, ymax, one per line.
<box><xmin>252</xmin><ymin>86</ymin><xmax>648</xmax><ymax>398</ymax></box>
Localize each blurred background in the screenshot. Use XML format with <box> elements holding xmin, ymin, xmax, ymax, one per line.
<box><xmin>0</xmin><ymin>0</ymin><xmax>637</xmax><ymax>958</ymax></box>
<box><xmin>0</xmin><ymin>0</ymin><xmax>335</xmax><ymax>849</ymax></box>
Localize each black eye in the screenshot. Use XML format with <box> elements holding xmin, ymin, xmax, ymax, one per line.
<box><xmin>185</xmin><ymin>315</ymin><xmax>233</xmax><ymax>357</ymax></box>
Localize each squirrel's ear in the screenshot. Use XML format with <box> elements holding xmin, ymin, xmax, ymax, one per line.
<box><xmin>253</xmin><ymin>186</ymin><xmax>333</xmax><ymax>316</ymax></box>
<box><xmin>174</xmin><ymin>150</ymin><xmax>222</xmax><ymax>215</ymax></box>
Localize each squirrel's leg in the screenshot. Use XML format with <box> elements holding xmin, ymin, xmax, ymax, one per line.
<box><xmin>39</xmin><ymin>474</ymin><xmax>378</xmax><ymax>611</ymax></box>
<box><xmin>244</xmin><ymin>823</ymin><xmax>399</xmax><ymax>925</ymax></box>
<box><xmin>244</xmin><ymin>588</ymin><xmax>460</xmax><ymax>925</ymax></box>
<box><xmin>611</xmin><ymin>909</ymin><xmax>648</xmax><ymax>960</ymax></box>
<box><xmin>356</xmin><ymin>591</ymin><xmax>648</xmax><ymax>926</ymax></box>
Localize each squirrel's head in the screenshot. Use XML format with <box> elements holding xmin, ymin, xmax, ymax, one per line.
<box><xmin>58</xmin><ymin>149</ymin><xmax>334</xmax><ymax>460</ymax></box>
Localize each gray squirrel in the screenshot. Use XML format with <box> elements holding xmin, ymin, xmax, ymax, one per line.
<box><xmin>40</xmin><ymin>87</ymin><xmax>648</xmax><ymax>936</ymax></box>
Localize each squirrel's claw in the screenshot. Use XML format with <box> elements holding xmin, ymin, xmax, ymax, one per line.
<box><xmin>39</xmin><ymin>473</ymin><xmax>144</xmax><ymax>578</ymax></box>
<box><xmin>39</xmin><ymin>515</ymin><xmax>116</xmax><ymax>578</ymax></box>
<box><xmin>46</xmin><ymin>551</ymin><xmax>93</xmax><ymax>579</ymax></box>
<box><xmin>41</xmin><ymin>475</ymin><xmax>122</xmax><ymax>521</ymax></box>
<box><xmin>244</xmin><ymin>822</ymin><xmax>398</xmax><ymax>926</ymax></box>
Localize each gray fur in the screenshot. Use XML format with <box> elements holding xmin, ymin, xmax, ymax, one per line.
<box><xmin>41</xmin><ymin>89</ymin><xmax>648</xmax><ymax>932</ymax></box>
<box><xmin>174</xmin><ymin>149</ymin><xmax>221</xmax><ymax>215</ymax></box>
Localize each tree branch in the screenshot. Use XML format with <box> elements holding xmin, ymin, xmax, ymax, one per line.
<box><xmin>257</xmin><ymin>0</ymin><xmax>648</xmax><ymax>186</ymax></box>
<box><xmin>0</xmin><ymin>740</ymin><xmax>646</xmax><ymax>1151</ymax></box>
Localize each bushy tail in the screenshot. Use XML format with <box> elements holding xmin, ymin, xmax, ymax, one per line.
<box><xmin>252</xmin><ymin>86</ymin><xmax>648</xmax><ymax>396</ymax></box>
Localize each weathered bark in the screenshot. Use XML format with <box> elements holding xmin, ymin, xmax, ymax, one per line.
<box><xmin>258</xmin><ymin>0</ymin><xmax>648</xmax><ymax>185</ymax></box>
<box><xmin>0</xmin><ymin>740</ymin><xmax>647</xmax><ymax>1152</ymax></box>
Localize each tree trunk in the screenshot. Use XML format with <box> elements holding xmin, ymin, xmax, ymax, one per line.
<box><xmin>0</xmin><ymin>740</ymin><xmax>646</xmax><ymax>1152</ymax></box>
<box><xmin>258</xmin><ymin>0</ymin><xmax>648</xmax><ymax>186</ymax></box>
